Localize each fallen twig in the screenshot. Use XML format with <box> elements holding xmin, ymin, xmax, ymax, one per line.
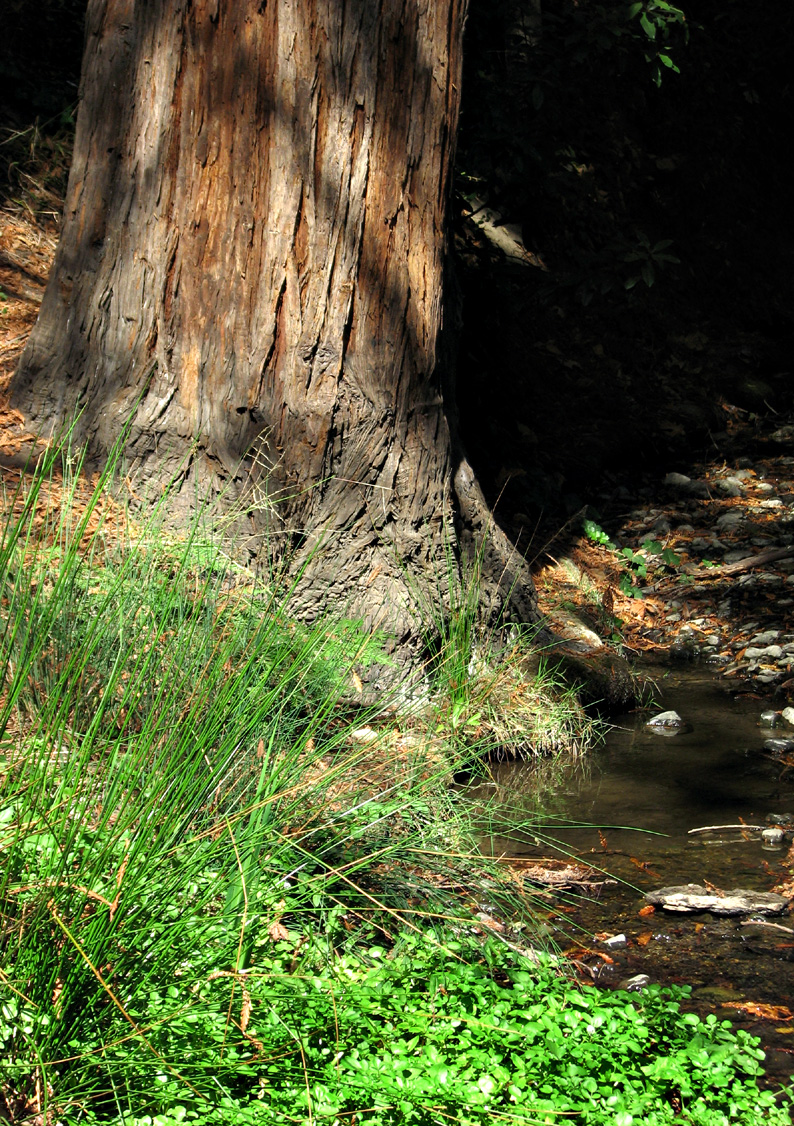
<box><xmin>688</xmin><ymin>824</ymin><xmax>766</xmax><ymax>835</ymax></box>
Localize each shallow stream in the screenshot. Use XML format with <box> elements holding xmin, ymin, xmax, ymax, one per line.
<box><xmin>470</xmin><ymin>667</ymin><xmax>794</xmax><ymax>1088</ymax></box>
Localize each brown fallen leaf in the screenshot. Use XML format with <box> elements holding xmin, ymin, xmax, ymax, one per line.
<box><xmin>723</xmin><ymin>1001</ymin><xmax>794</xmax><ymax>1021</ymax></box>
<box><xmin>629</xmin><ymin>857</ymin><xmax>661</xmax><ymax>880</ymax></box>
<box><xmin>635</xmin><ymin>931</ymin><xmax>653</xmax><ymax>946</ymax></box>
<box><xmin>638</xmin><ymin>904</ymin><xmax>655</xmax><ymax>917</ymax></box>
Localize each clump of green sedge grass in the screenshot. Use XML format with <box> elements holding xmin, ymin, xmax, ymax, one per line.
<box><xmin>0</xmin><ymin>435</ymin><xmax>790</xmax><ymax>1125</ymax></box>
<box><xmin>414</xmin><ymin>532</ymin><xmax>601</xmax><ymax>758</ymax></box>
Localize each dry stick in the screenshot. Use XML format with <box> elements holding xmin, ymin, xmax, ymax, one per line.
<box><xmin>687</xmin><ymin>545</ymin><xmax>794</xmax><ymax>578</ymax></box>
<box><xmin>688</xmin><ymin>824</ymin><xmax>767</xmax><ymax>834</ymax></box>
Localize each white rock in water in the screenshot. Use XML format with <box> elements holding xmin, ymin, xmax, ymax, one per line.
<box><xmin>761</xmin><ymin>827</ymin><xmax>785</xmax><ymax>847</ymax></box>
<box><xmin>781</xmin><ymin>706</ymin><xmax>794</xmax><ymax>728</ymax></box>
<box><xmin>646</xmin><ymin>884</ymin><xmax>788</xmax><ymax>916</ymax></box>
<box><xmin>602</xmin><ymin>933</ymin><xmax>627</xmax><ymax>949</ymax></box>
<box><xmin>621</xmin><ymin>974</ymin><xmax>651</xmax><ymax>992</ymax></box>
<box><xmin>646</xmin><ymin>710</ymin><xmax>684</xmax><ymax>729</ymax></box>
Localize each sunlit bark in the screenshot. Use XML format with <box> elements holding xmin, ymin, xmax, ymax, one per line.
<box><xmin>13</xmin><ymin>0</ymin><xmax>541</xmax><ymax>659</ymax></box>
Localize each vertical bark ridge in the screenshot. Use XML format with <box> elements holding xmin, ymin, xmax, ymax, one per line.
<box><xmin>12</xmin><ymin>0</ymin><xmax>540</xmax><ymax>660</ymax></box>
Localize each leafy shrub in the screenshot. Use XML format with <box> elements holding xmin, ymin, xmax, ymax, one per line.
<box><xmin>49</xmin><ymin>932</ymin><xmax>793</xmax><ymax>1125</ymax></box>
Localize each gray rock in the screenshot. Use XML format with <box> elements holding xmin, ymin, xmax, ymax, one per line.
<box><xmin>716</xmin><ymin>510</ymin><xmax>744</xmax><ymax>530</ymax></box>
<box><xmin>717</xmin><ymin>477</ymin><xmax>745</xmax><ymax>498</ymax></box>
<box><xmin>646</xmin><ymin>884</ymin><xmax>789</xmax><ymax>916</ymax></box>
<box><xmin>661</xmin><ymin>473</ymin><xmax>709</xmax><ymax>498</ymax></box>
<box><xmin>745</xmin><ymin>644</ymin><xmax>783</xmax><ymax>661</ymax></box>
<box><xmin>756</xmin><ymin>482</ymin><xmax>775</xmax><ymax>495</ymax></box>
<box><xmin>602</xmin><ymin>933</ymin><xmax>627</xmax><ymax>949</ymax></box>
<box><xmin>620</xmin><ymin>974</ymin><xmax>652</xmax><ymax>992</ymax></box>
<box><xmin>646</xmin><ymin>710</ymin><xmax>685</xmax><ymax>732</ymax></box>
<box><xmin>751</xmin><ymin>630</ymin><xmax>780</xmax><ymax>645</ymax></box>
<box><xmin>664</xmin><ymin>472</ymin><xmax>692</xmax><ymax>489</ymax></box>
<box><xmin>761</xmin><ymin>827</ymin><xmax>786</xmax><ymax>848</ymax></box>
<box><xmin>759</xmin><ymin>710</ymin><xmax>779</xmax><ymax>727</ymax></box>
<box><xmin>764</xmin><ymin>738</ymin><xmax>794</xmax><ymax>754</ymax></box>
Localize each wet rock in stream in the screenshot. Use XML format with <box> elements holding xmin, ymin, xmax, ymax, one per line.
<box><xmin>646</xmin><ymin>884</ymin><xmax>790</xmax><ymax>916</ymax></box>
<box><xmin>645</xmin><ymin>709</ymin><xmax>686</xmax><ymax>733</ymax></box>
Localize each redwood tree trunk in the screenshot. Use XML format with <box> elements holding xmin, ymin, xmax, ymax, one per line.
<box><xmin>12</xmin><ymin>0</ymin><xmax>541</xmax><ymax>660</ymax></box>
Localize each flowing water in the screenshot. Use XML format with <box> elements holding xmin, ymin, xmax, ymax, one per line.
<box><xmin>468</xmin><ymin>667</ymin><xmax>794</xmax><ymax>1088</ymax></box>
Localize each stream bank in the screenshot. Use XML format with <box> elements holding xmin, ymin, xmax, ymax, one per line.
<box><xmin>508</xmin><ymin>401</ymin><xmax>794</xmax><ymax>1099</ymax></box>
<box><xmin>468</xmin><ymin>666</ymin><xmax>794</xmax><ymax>1091</ymax></box>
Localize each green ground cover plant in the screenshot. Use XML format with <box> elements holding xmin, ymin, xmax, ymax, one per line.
<box><xmin>583</xmin><ymin>518</ymin><xmax>681</xmax><ymax>598</ymax></box>
<box><xmin>0</xmin><ymin>437</ymin><xmax>790</xmax><ymax>1125</ymax></box>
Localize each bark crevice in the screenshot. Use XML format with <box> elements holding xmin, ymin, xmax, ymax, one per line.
<box><xmin>11</xmin><ymin>0</ymin><xmax>542</xmax><ymax>673</ymax></box>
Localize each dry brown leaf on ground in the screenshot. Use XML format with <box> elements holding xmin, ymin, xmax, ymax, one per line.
<box><xmin>723</xmin><ymin>1001</ymin><xmax>794</xmax><ymax>1022</ymax></box>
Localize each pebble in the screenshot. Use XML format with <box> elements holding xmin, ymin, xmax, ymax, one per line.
<box><xmin>646</xmin><ymin>710</ymin><xmax>685</xmax><ymax>732</ymax></box>
<box><xmin>764</xmin><ymin>738</ymin><xmax>794</xmax><ymax>754</ymax></box>
<box><xmin>664</xmin><ymin>472</ymin><xmax>691</xmax><ymax>489</ymax></box>
<box><xmin>746</xmin><ymin>644</ymin><xmax>783</xmax><ymax>660</ymax></box>
<box><xmin>602</xmin><ymin>933</ymin><xmax>627</xmax><ymax>949</ymax></box>
<box><xmin>621</xmin><ymin>974</ymin><xmax>651</xmax><ymax>992</ymax></box>
<box><xmin>716</xmin><ymin>510</ymin><xmax>744</xmax><ymax>530</ymax></box>
<box><xmin>717</xmin><ymin>477</ymin><xmax>744</xmax><ymax>497</ymax></box>
<box><xmin>761</xmin><ymin>827</ymin><xmax>786</xmax><ymax>847</ymax></box>
<box><xmin>751</xmin><ymin>630</ymin><xmax>780</xmax><ymax>644</ymax></box>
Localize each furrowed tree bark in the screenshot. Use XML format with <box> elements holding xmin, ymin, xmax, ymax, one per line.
<box><xmin>12</xmin><ymin>0</ymin><xmax>542</xmax><ymax>666</ymax></box>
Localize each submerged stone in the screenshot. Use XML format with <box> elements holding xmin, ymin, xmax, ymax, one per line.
<box><xmin>764</xmin><ymin>737</ymin><xmax>794</xmax><ymax>755</ymax></box>
<box><xmin>646</xmin><ymin>884</ymin><xmax>789</xmax><ymax>916</ymax></box>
